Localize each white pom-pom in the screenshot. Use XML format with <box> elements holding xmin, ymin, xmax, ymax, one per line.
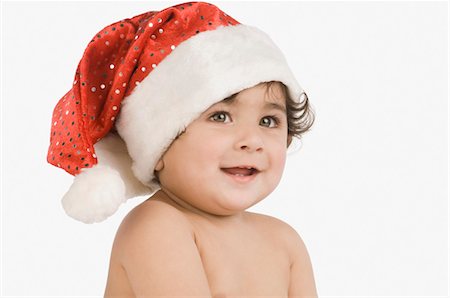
<box><xmin>61</xmin><ymin>165</ymin><xmax>126</xmax><ymax>224</ymax></box>
<box><xmin>61</xmin><ymin>133</ymin><xmax>152</xmax><ymax>223</ymax></box>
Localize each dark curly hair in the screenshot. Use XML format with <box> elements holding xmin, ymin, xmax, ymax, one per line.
<box><xmin>263</xmin><ymin>81</ymin><xmax>315</xmax><ymax>147</ymax></box>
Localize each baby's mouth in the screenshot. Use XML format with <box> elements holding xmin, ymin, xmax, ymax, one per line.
<box><xmin>220</xmin><ymin>167</ymin><xmax>259</xmax><ymax>176</ymax></box>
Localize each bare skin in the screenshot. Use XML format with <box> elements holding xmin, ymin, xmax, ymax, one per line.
<box><xmin>104</xmin><ymin>83</ymin><xmax>318</xmax><ymax>296</ymax></box>
<box><xmin>104</xmin><ymin>190</ymin><xmax>318</xmax><ymax>297</ymax></box>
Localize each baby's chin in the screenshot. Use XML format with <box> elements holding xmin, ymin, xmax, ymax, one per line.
<box><xmin>155</xmin><ymin>187</ymin><xmax>263</xmax><ymax>221</ymax></box>
<box><xmin>200</xmin><ymin>195</ymin><xmax>265</xmax><ymax>218</ymax></box>
<box><xmin>193</xmin><ymin>206</ymin><xmax>250</xmax><ymax>224</ymax></box>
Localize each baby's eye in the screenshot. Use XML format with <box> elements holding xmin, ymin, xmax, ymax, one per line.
<box><xmin>260</xmin><ymin>116</ymin><xmax>280</xmax><ymax>128</ymax></box>
<box><xmin>210</xmin><ymin>111</ymin><xmax>231</xmax><ymax>123</ymax></box>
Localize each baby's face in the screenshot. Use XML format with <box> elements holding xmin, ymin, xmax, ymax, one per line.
<box><xmin>155</xmin><ymin>82</ymin><xmax>288</xmax><ymax>217</ymax></box>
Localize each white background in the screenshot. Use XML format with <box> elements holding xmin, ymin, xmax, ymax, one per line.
<box><xmin>1</xmin><ymin>1</ymin><xmax>448</xmax><ymax>297</ymax></box>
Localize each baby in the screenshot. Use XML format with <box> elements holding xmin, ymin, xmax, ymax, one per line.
<box><xmin>47</xmin><ymin>1</ymin><xmax>317</xmax><ymax>296</ymax></box>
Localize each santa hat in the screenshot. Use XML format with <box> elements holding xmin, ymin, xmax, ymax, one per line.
<box><xmin>47</xmin><ymin>1</ymin><xmax>304</xmax><ymax>223</ymax></box>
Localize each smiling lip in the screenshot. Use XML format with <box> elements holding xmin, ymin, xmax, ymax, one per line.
<box><xmin>220</xmin><ymin>166</ymin><xmax>260</xmax><ymax>183</ymax></box>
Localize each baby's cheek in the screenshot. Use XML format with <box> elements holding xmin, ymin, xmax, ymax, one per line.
<box><xmin>196</xmin><ymin>135</ymin><xmax>228</xmax><ymax>157</ymax></box>
<box><xmin>273</xmin><ymin>148</ymin><xmax>288</xmax><ymax>177</ymax></box>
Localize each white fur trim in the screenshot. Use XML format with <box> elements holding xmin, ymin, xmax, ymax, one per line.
<box><xmin>62</xmin><ymin>133</ymin><xmax>152</xmax><ymax>223</ymax></box>
<box><xmin>116</xmin><ymin>24</ymin><xmax>303</xmax><ymax>187</ymax></box>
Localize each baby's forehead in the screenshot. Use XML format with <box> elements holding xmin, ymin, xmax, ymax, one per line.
<box><xmin>225</xmin><ymin>82</ymin><xmax>285</xmax><ymax>101</ymax></box>
<box><xmin>217</xmin><ymin>95</ymin><xmax>286</xmax><ymax>111</ymax></box>
<box><xmin>215</xmin><ymin>89</ymin><xmax>287</xmax><ymax>112</ymax></box>
<box><xmin>198</xmin><ymin>82</ymin><xmax>288</xmax><ymax>117</ymax></box>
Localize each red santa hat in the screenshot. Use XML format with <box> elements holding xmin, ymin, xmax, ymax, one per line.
<box><xmin>47</xmin><ymin>1</ymin><xmax>304</xmax><ymax>223</ymax></box>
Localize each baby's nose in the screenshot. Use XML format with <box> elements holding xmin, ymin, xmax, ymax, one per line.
<box><xmin>234</xmin><ymin>127</ymin><xmax>264</xmax><ymax>152</ymax></box>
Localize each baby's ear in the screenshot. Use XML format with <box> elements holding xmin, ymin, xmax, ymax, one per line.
<box><xmin>155</xmin><ymin>158</ymin><xmax>164</xmax><ymax>171</ymax></box>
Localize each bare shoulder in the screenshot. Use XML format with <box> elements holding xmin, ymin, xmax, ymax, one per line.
<box><xmin>110</xmin><ymin>198</ymin><xmax>211</xmax><ymax>296</ymax></box>
<box><xmin>115</xmin><ymin>198</ymin><xmax>193</xmax><ymax>240</ymax></box>
<box><xmin>246</xmin><ymin>212</ymin><xmax>307</xmax><ymax>256</ymax></box>
<box><xmin>111</xmin><ymin>198</ymin><xmax>195</xmax><ymax>269</ymax></box>
<box><xmin>247</xmin><ymin>212</ymin><xmax>318</xmax><ymax>297</ymax></box>
<box><xmin>112</xmin><ymin>198</ymin><xmax>192</xmax><ymax>252</ymax></box>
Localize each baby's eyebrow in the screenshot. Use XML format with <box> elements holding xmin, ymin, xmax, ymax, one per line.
<box><xmin>264</xmin><ymin>102</ymin><xmax>286</xmax><ymax>114</ymax></box>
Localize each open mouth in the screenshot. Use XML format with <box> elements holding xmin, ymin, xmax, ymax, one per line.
<box><xmin>220</xmin><ymin>166</ymin><xmax>259</xmax><ymax>177</ymax></box>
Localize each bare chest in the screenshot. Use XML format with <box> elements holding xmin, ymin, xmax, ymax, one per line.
<box><xmin>192</xmin><ymin>217</ymin><xmax>291</xmax><ymax>297</ymax></box>
<box><xmin>104</xmin><ymin>209</ymin><xmax>292</xmax><ymax>297</ymax></box>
